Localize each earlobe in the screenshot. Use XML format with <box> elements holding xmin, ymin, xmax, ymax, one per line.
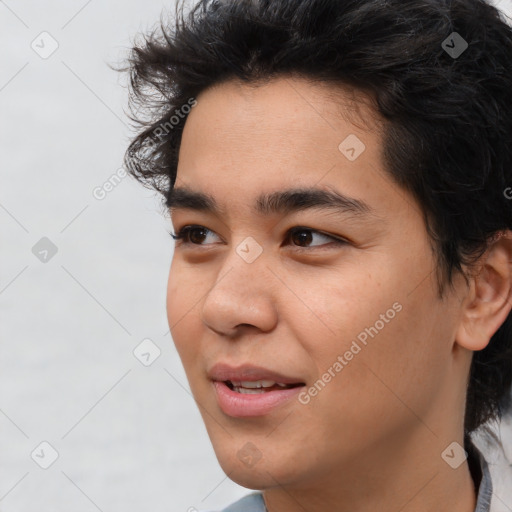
<box><xmin>456</xmin><ymin>231</ymin><xmax>512</xmax><ymax>352</ymax></box>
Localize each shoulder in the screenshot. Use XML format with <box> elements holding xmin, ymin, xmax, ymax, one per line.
<box><xmin>200</xmin><ymin>492</ymin><xmax>265</xmax><ymax>512</ymax></box>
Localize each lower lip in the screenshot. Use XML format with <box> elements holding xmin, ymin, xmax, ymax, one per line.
<box><xmin>212</xmin><ymin>381</ymin><xmax>304</xmax><ymax>417</ymax></box>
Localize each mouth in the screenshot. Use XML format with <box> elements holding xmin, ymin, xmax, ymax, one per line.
<box><xmin>208</xmin><ymin>362</ymin><xmax>307</xmax><ymax>417</ymax></box>
<box><xmin>207</xmin><ymin>361</ymin><xmax>306</xmax><ymax>385</ymax></box>
<box><xmin>212</xmin><ymin>379</ymin><xmax>306</xmax><ymax>417</ymax></box>
<box><xmin>223</xmin><ymin>380</ymin><xmax>305</xmax><ymax>394</ymax></box>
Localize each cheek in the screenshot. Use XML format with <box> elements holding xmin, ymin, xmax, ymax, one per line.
<box><xmin>291</xmin><ymin>267</ymin><xmax>395</xmax><ymax>360</ymax></box>
<box><xmin>166</xmin><ymin>259</ymin><xmax>200</xmax><ymax>325</ymax></box>
<box><xmin>166</xmin><ymin>262</ymin><xmax>201</xmax><ymax>361</ymax></box>
<box><xmin>294</xmin><ymin>263</ymin><xmax>445</xmax><ymax>422</ymax></box>
<box><xmin>166</xmin><ymin>264</ymin><xmax>179</xmax><ymax>327</ymax></box>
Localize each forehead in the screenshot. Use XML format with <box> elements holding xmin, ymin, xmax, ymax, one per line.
<box><xmin>173</xmin><ymin>75</ymin><xmax>408</xmax><ymax>222</ymax></box>
<box><xmin>188</xmin><ymin>75</ymin><xmax>380</xmax><ymax>138</ymax></box>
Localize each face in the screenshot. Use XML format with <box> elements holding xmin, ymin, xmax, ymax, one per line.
<box><xmin>166</xmin><ymin>76</ymin><xmax>470</xmax><ymax>490</ymax></box>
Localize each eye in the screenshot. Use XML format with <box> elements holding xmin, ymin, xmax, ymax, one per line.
<box><xmin>170</xmin><ymin>225</ymin><xmax>220</xmax><ymax>245</ymax></box>
<box><xmin>169</xmin><ymin>225</ymin><xmax>348</xmax><ymax>250</ymax></box>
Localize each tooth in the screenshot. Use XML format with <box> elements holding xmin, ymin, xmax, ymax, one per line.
<box><xmin>239</xmin><ymin>381</ymin><xmax>260</xmax><ymax>389</ymax></box>
<box><xmin>235</xmin><ymin>387</ymin><xmax>266</xmax><ymax>394</ymax></box>
<box><xmin>237</xmin><ymin>380</ymin><xmax>276</xmax><ymax>388</ymax></box>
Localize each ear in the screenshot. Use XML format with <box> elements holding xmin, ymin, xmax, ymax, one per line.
<box><xmin>456</xmin><ymin>230</ymin><xmax>512</xmax><ymax>351</ymax></box>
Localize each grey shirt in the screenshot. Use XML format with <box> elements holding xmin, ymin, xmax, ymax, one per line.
<box><xmin>209</xmin><ymin>439</ymin><xmax>493</xmax><ymax>512</ymax></box>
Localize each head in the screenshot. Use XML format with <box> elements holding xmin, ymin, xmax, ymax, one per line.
<box><xmin>121</xmin><ymin>0</ymin><xmax>512</xmax><ymax>490</ymax></box>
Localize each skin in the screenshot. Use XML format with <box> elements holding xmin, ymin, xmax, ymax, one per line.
<box><xmin>166</xmin><ymin>75</ymin><xmax>512</xmax><ymax>512</ymax></box>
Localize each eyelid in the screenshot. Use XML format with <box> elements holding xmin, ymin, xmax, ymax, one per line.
<box><xmin>170</xmin><ymin>224</ymin><xmax>349</xmax><ymax>249</ymax></box>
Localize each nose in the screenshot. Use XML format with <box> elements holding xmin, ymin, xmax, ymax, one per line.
<box><xmin>200</xmin><ymin>247</ymin><xmax>279</xmax><ymax>337</ymax></box>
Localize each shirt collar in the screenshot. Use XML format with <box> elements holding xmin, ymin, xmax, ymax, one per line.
<box><xmin>467</xmin><ymin>435</ymin><xmax>494</xmax><ymax>512</ymax></box>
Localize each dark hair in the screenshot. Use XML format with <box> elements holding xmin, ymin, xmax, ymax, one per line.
<box><xmin>118</xmin><ymin>0</ymin><xmax>512</xmax><ymax>437</ymax></box>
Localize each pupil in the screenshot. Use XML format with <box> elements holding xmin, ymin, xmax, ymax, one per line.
<box><xmin>191</xmin><ymin>228</ymin><xmax>207</xmax><ymax>244</ymax></box>
<box><xmin>293</xmin><ymin>230</ymin><xmax>312</xmax><ymax>247</ymax></box>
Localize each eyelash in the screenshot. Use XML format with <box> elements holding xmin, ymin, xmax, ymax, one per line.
<box><xmin>169</xmin><ymin>225</ymin><xmax>348</xmax><ymax>251</ymax></box>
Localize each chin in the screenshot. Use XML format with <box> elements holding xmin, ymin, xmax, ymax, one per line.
<box><xmin>216</xmin><ymin>457</ymin><xmax>277</xmax><ymax>489</ymax></box>
<box><xmin>211</xmin><ymin>441</ymin><xmax>303</xmax><ymax>490</ymax></box>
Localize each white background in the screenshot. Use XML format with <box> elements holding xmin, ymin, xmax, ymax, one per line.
<box><xmin>1</xmin><ymin>1</ymin><xmax>511</xmax><ymax>511</ymax></box>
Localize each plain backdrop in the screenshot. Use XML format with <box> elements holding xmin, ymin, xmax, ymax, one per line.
<box><xmin>0</xmin><ymin>1</ymin><xmax>249</xmax><ymax>511</ymax></box>
<box><xmin>1</xmin><ymin>1</ymin><xmax>512</xmax><ymax>511</ymax></box>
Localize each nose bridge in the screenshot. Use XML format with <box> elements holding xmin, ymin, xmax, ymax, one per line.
<box><xmin>201</xmin><ymin>236</ymin><xmax>278</xmax><ymax>334</ymax></box>
<box><xmin>212</xmin><ymin>234</ymin><xmax>269</xmax><ymax>298</ymax></box>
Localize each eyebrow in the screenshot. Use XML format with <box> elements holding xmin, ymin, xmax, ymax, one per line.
<box><xmin>167</xmin><ymin>185</ymin><xmax>378</xmax><ymax>221</ymax></box>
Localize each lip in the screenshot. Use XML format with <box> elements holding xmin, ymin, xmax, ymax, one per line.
<box><xmin>208</xmin><ymin>362</ymin><xmax>305</xmax><ymax>385</ymax></box>
<box><xmin>212</xmin><ymin>380</ymin><xmax>305</xmax><ymax>417</ymax></box>
<box><xmin>208</xmin><ymin>362</ymin><xmax>306</xmax><ymax>417</ymax></box>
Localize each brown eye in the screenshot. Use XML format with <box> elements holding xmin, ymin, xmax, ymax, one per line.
<box><xmin>171</xmin><ymin>226</ymin><xmax>220</xmax><ymax>245</ymax></box>
<box><xmin>171</xmin><ymin>225</ymin><xmax>347</xmax><ymax>250</ymax></box>
<box><xmin>286</xmin><ymin>227</ymin><xmax>347</xmax><ymax>249</ymax></box>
